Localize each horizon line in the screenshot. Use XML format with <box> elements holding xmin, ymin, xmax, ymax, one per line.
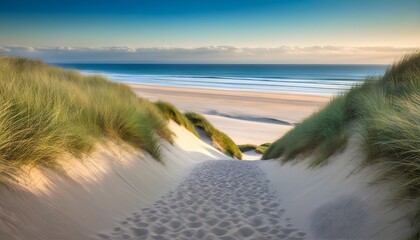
<box><xmin>1</xmin><ymin>45</ymin><xmax>417</xmax><ymax>65</ymax></box>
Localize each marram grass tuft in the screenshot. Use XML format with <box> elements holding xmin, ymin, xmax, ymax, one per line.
<box><xmin>0</xmin><ymin>56</ymin><xmax>172</xmax><ymax>181</ymax></box>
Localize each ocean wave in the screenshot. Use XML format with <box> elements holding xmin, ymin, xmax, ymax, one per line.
<box><xmin>81</xmin><ymin>70</ymin><xmax>366</xmax><ymax>96</ymax></box>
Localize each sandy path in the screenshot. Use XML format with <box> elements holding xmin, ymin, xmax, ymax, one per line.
<box><xmin>97</xmin><ymin>161</ymin><xmax>305</xmax><ymax>240</ymax></box>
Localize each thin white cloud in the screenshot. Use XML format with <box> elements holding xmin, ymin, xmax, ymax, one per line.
<box><xmin>0</xmin><ymin>45</ymin><xmax>417</xmax><ymax>63</ymax></box>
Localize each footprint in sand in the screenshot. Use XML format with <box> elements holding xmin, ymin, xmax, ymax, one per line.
<box><xmin>98</xmin><ymin>160</ymin><xmax>305</xmax><ymax>239</ymax></box>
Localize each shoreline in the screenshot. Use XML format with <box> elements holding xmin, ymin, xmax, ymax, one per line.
<box><xmin>128</xmin><ymin>83</ymin><xmax>330</xmax><ymax>105</ymax></box>
<box><xmin>129</xmin><ymin>83</ymin><xmax>330</xmax><ymax>146</ymax></box>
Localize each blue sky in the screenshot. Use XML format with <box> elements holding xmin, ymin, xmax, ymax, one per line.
<box><xmin>0</xmin><ymin>0</ymin><xmax>419</xmax><ymax>63</ymax></box>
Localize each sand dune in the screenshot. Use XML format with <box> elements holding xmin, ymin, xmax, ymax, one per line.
<box><xmin>0</xmin><ymin>86</ymin><xmax>414</xmax><ymax>239</ymax></box>
<box><xmin>0</xmin><ymin>122</ymin><xmax>226</xmax><ymax>240</ymax></box>
<box><xmin>0</xmin><ymin>121</ymin><xmax>414</xmax><ymax>239</ymax></box>
<box><xmin>260</xmin><ymin>136</ymin><xmax>414</xmax><ymax>240</ymax></box>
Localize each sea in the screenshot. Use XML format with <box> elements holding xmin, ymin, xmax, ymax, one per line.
<box><xmin>56</xmin><ymin>64</ymin><xmax>388</xmax><ymax>96</ymax></box>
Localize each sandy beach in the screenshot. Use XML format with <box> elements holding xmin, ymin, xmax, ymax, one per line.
<box><xmin>129</xmin><ymin>84</ymin><xmax>330</xmax><ymax>145</ymax></box>
<box><xmin>2</xmin><ymin>0</ymin><xmax>418</xmax><ymax>238</ymax></box>
<box><xmin>0</xmin><ymin>66</ymin><xmax>415</xmax><ymax>239</ymax></box>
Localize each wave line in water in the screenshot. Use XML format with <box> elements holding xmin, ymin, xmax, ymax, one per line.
<box><xmin>56</xmin><ymin>64</ymin><xmax>388</xmax><ymax>96</ymax></box>
<box><xmin>81</xmin><ymin>71</ymin><xmax>365</xmax><ymax>96</ymax></box>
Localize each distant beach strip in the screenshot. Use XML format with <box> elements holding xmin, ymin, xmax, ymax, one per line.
<box><xmin>57</xmin><ymin>64</ymin><xmax>387</xmax><ymax>96</ymax></box>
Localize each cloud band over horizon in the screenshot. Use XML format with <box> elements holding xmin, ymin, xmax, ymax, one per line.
<box><xmin>0</xmin><ymin>45</ymin><xmax>417</xmax><ymax>64</ymax></box>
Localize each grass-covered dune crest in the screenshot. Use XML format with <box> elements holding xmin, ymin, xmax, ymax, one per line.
<box><xmin>153</xmin><ymin>102</ymin><xmax>240</xmax><ymax>159</ymax></box>
<box><xmin>185</xmin><ymin>112</ymin><xmax>242</xmax><ymax>159</ymax></box>
<box><xmin>0</xmin><ymin>56</ymin><xmax>174</xmax><ymax>181</ymax></box>
<box><xmin>262</xmin><ymin>52</ymin><xmax>420</xmax><ymax>239</ymax></box>
<box><xmin>238</xmin><ymin>143</ymin><xmax>271</xmax><ymax>154</ymax></box>
<box><xmin>154</xmin><ymin>101</ymin><xmax>199</xmax><ymax>137</ymax></box>
<box><xmin>0</xmin><ymin>56</ymin><xmax>229</xmax><ymax>239</ymax></box>
<box><xmin>0</xmin><ymin>121</ymin><xmax>227</xmax><ymax>240</ymax></box>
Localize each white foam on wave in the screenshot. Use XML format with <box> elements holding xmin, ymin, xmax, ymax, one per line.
<box><xmin>81</xmin><ymin>70</ymin><xmax>364</xmax><ymax>96</ymax></box>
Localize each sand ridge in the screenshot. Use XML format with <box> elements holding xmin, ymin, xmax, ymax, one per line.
<box><xmin>0</xmin><ymin>122</ymin><xmax>227</xmax><ymax>240</ymax></box>
<box><xmin>98</xmin><ymin>160</ymin><xmax>305</xmax><ymax>240</ymax></box>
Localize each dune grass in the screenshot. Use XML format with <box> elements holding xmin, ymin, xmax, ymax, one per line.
<box><xmin>238</xmin><ymin>143</ymin><xmax>271</xmax><ymax>154</ymax></box>
<box><xmin>0</xmin><ymin>56</ymin><xmax>172</xmax><ymax>181</ymax></box>
<box><xmin>263</xmin><ymin>94</ymin><xmax>348</xmax><ymax>166</ymax></box>
<box><xmin>154</xmin><ymin>101</ymin><xmax>199</xmax><ymax>137</ymax></box>
<box><xmin>262</xmin><ymin>52</ymin><xmax>420</xmax><ymax>238</ymax></box>
<box><xmin>260</xmin><ymin>143</ymin><xmax>271</xmax><ymax>148</ymax></box>
<box><xmin>185</xmin><ymin>112</ymin><xmax>242</xmax><ymax>159</ymax></box>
